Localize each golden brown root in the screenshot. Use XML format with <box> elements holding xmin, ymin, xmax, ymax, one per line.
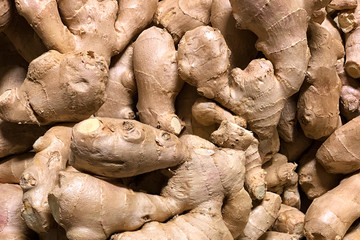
<box><xmin>111</xmin><ymin>203</ymin><xmax>233</xmax><ymax>240</ymax></box>
<box><xmin>298</xmin><ymin>143</ymin><xmax>341</xmax><ymax>199</ymax></box>
<box><xmin>0</xmin><ymin>120</ymin><xmax>47</xmax><ymax>158</ymax></box>
<box><xmin>259</xmin><ymin>231</ymin><xmax>300</xmax><ymax>240</ymax></box>
<box><xmin>277</xmin><ymin>95</ymin><xmax>298</xmax><ymax>143</ymax></box>
<box><xmin>134</xmin><ymin>27</ymin><xmax>184</xmax><ymax>135</ymax></box>
<box><xmin>95</xmin><ymin>44</ymin><xmax>136</xmax><ymax>119</ymax></box>
<box><xmin>272</xmin><ymin>204</ymin><xmax>305</xmax><ymax>238</ymax></box>
<box><xmin>154</xmin><ymin>0</ymin><xmax>212</xmax><ymax>42</ymax></box>
<box><xmin>70</xmin><ymin>118</ymin><xmax>187</xmax><ymax>178</ymax></box>
<box><xmin>0</xmin><ymin>50</ymin><xmax>108</xmax><ymax>125</ymax></box>
<box><xmin>297</xmin><ymin>22</ymin><xmax>344</xmax><ymax>140</ymax></box>
<box><xmin>338</xmin><ymin>57</ymin><xmax>360</xmax><ymax>120</ymax></box>
<box><xmin>20</xmin><ymin>125</ymin><xmax>73</xmax><ymax>234</ymax></box>
<box><xmin>0</xmin><ymin>184</ymin><xmax>33</xmax><ymax>239</ymax></box>
<box><xmin>238</xmin><ymin>192</ymin><xmax>282</xmax><ymax>240</ymax></box>
<box><xmin>49</xmin><ymin>171</ymin><xmax>182</xmax><ymax>240</ymax></box>
<box><xmin>210</xmin><ymin>0</ymin><xmax>257</xmax><ymax>69</ymax></box>
<box><xmin>0</xmin><ymin>152</ymin><xmax>34</xmax><ymax>183</ymax></box>
<box><xmin>211</xmin><ymin>121</ymin><xmax>266</xmax><ymax>200</ymax></box>
<box><xmin>316</xmin><ymin>115</ymin><xmax>360</xmax><ymax>174</ymax></box>
<box><xmin>304</xmin><ymin>173</ymin><xmax>360</xmax><ymax>240</ymax></box>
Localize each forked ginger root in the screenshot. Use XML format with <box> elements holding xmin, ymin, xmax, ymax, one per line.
<box><xmin>133</xmin><ymin>26</ymin><xmax>184</xmax><ymax>135</ymax></box>
<box><xmin>304</xmin><ymin>172</ymin><xmax>360</xmax><ymax>240</ymax></box>
<box><xmin>20</xmin><ymin>124</ymin><xmax>73</xmax><ymax>235</ymax></box>
<box><xmin>50</xmin><ymin>130</ymin><xmax>251</xmax><ymax>240</ymax></box>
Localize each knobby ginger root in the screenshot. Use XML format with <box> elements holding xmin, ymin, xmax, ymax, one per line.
<box><xmin>133</xmin><ymin>26</ymin><xmax>184</xmax><ymax>135</ymax></box>
<box><xmin>238</xmin><ymin>192</ymin><xmax>282</xmax><ymax>240</ymax></box>
<box><xmin>211</xmin><ymin>120</ymin><xmax>266</xmax><ymax>200</ymax></box>
<box><xmin>297</xmin><ymin>22</ymin><xmax>344</xmax><ymax>139</ymax></box>
<box><xmin>298</xmin><ymin>143</ymin><xmax>341</xmax><ymax>199</ymax></box>
<box><xmin>69</xmin><ymin>118</ymin><xmax>187</xmax><ymax>178</ymax></box>
<box><xmin>210</xmin><ymin>0</ymin><xmax>257</xmax><ymax>69</ymax></box>
<box><xmin>316</xmin><ymin>115</ymin><xmax>360</xmax><ymax>174</ymax></box>
<box><xmin>50</xmin><ymin>134</ymin><xmax>250</xmax><ymax>240</ymax></box>
<box><xmin>0</xmin><ymin>152</ymin><xmax>34</xmax><ymax>183</ymax></box>
<box><xmin>178</xmin><ymin>0</ymin><xmax>330</xmax><ymax>159</ymax></box>
<box><xmin>272</xmin><ymin>204</ymin><xmax>305</xmax><ymax>238</ymax></box>
<box><xmin>304</xmin><ymin>172</ymin><xmax>360</xmax><ymax>240</ymax></box>
<box><xmin>263</xmin><ymin>154</ymin><xmax>300</xmax><ymax>208</ymax></box>
<box><xmin>0</xmin><ymin>184</ymin><xmax>34</xmax><ymax>239</ymax></box>
<box><xmin>95</xmin><ymin>44</ymin><xmax>136</xmax><ymax>119</ymax></box>
<box><xmin>0</xmin><ymin>50</ymin><xmax>108</xmax><ymax>125</ymax></box>
<box><xmin>20</xmin><ymin>124</ymin><xmax>73</xmax><ymax>235</ymax></box>
<box><xmin>154</xmin><ymin>0</ymin><xmax>212</xmax><ymax>43</ymax></box>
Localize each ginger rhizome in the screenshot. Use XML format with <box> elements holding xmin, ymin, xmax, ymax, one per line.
<box><xmin>50</xmin><ymin>118</ymin><xmax>251</xmax><ymax>240</ymax></box>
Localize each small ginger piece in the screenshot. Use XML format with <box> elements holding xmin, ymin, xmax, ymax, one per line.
<box><xmin>154</xmin><ymin>0</ymin><xmax>212</xmax><ymax>42</ymax></box>
<box><xmin>0</xmin><ymin>152</ymin><xmax>34</xmax><ymax>183</ymax></box>
<box><xmin>304</xmin><ymin>172</ymin><xmax>360</xmax><ymax>239</ymax></box>
<box><xmin>0</xmin><ymin>184</ymin><xmax>34</xmax><ymax>239</ymax></box>
<box><xmin>211</xmin><ymin>120</ymin><xmax>266</xmax><ymax>200</ymax></box>
<box><xmin>316</xmin><ymin>115</ymin><xmax>360</xmax><ymax>174</ymax></box>
<box><xmin>263</xmin><ymin>154</ymin><xmax>300</xmax><ymax>208</ymax></box>
<box><xmin>95</xmin><ymin>44</ymin><xmax>136</xmax><ymax>119</ymax></box>
<box><xmin>298</xmin><ymin>143</ymin><xmax>341</xmax><ymax>199</ymax></box>
<box><xmin>210</xmin><ymin>0</ymin><xmax>257</xmax><ymax>69</ymax></box>
<box><xmin>20</xmin><ymin>124</ymin><xmax>73</xmax><ymax>235</ymax></box>
<box><xmin>133</xmin><ymin>26</ymin><xmax>184</xmax><ymax>135</ymax></box>
<box><xmin>297</xmin><ymin>22</ymin><xmax>344</xmax><ymax>139</ymax></box>
<box><xmin>272</xmin><ymin>204</ymin><xmax>305</xmax><ymax>238</ymax></box>
<box><xmin>238</xmin><ymin>192</ymin><xmax>282</xmax><ymax>240</ymax></box>
<box><xmin>329</xmin><ymin>0</ymin><xmax>357</xmax><ymax>10</ymax></box>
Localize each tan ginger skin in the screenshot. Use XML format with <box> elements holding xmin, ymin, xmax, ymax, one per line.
<box><xmin>304</xmin><ymin>172</ymin><xmax>360</xmax><ymax>240</ymax></box>
<box><xmin>210</xmin><ymin>0</ymin><xmax>257</xmax><ymax>69</ymax></box>
<box><xmin>272</xmin><ymin>204</ymin><xmax>305</xmax><ymax>238</ymax></box>
<box><xmin>133</xmin><ymin>26</ymin><xmax>184</xmax><ymax>135</ymax></box>
<box><xmin>297</xmin><ymin>22</ymin><xmax>344</xmax><ymax>140</ymax></box>
<box><xmin>298</xmin><ymin>143</ymin><xmax>341</xmax><ymax>199</ymax></box>
<box><xmin>238</xmin><ymin>192</ymin><xmax>282</xmax><ymax>240</ymax></box>
<box><xmin>259</xmin><ymin>231</ymin><xmax>300</xmax><ymax>240</ymax></box>
<box><xmin>20</xmin><ymin>124</ymin><xmax>73</xmax><ymax>235</ymax></box>
<box><xmin>211</xmin><ymin>120</ymin><xmax>266</xmax><ymax>200</ymax></box>
<box><xmin>0</xmin><ymin>152</ymin><xmax>34</xmax><ymax>184</ymax></box>
<box><xmin>50</xmin><ymin>120</ymin><xmax>251</xmax><ymax>240</ymax></box>
<box><xmin>344</xmin><ymin>221</ymin><xmax>360</xmax><ymax>240</ymax></box>
<box><xmin>277</xmin><ymin>95</ymin><xmax>298</xmax><ymax>143</ymax></box>
<box><xmin>316</xmin><ymin>115</ymin><xmax>360</xmax><ymax>174</ymax></box>
<box><xmin>0</xmin><ymin>0</ymin><xmax>157</xmax><ymax>125</ymax></box>
<box><xmin>0</xmin><ymin>184</ymin><xmax>34</xmax><ymax>239</ymax></box>
<box><xmin>95</xmin><ymin>44</ymin><xmax>137</xmax><ymax>120</ymax></box>
<box><xmin>178</xmin><ymin>0</ymin><xmax>331</xmax><ymax>160</ymax></box>
<box><xmin>154</xmin><ymin>0</ymin><xmax>212</xmax><ymax>43</ymax></box>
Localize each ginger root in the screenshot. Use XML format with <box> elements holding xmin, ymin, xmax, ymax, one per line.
<box><xmin>0</xmin><ymin>152</ymin><xmax>34</xmax><ymax>184</ymax></box>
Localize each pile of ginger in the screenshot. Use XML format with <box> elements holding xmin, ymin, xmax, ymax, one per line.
<box><xmin>2</xmin><ymin>0</ymin><xmax>360</xmax><ymax>239</ymax></box>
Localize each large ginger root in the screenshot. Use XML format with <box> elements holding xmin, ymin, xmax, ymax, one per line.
<box><xmin>210</xmin><ymin>0</ymin><xmax>257</xmax><ymax>69</ymax></box>
<box><xmin>263</xmin><ymin>154</ymin><xmax>300</xmax><ymax>208</ymax></box>
<box><xmin>211</xmin><ymin>120</ymin><xmax>266</xmax><ymax>200</ymax></box>
<box><xmin>50</xmin><ymin>133</ymin><xmax>250</xmax><ymax>240</ymax></box>
<box><xmin>20</xmin><ymin>124</ymin><xmax>73</xmax><ymax>235</ymax></box>
<box><xmin>0</xmin><ymin>50</ymin><xmax>108</xmax><ymax>125</ymax></box>
<box><xmin>0</xmin><ymin>184</ymin><xmax>34</xmax><ymax>239</ymax></box>
<box><xmin>178</xmin><ymin>0</ymin><xmax>329</xmax><ymax>159</ymax></box>
<box><xmin>133</xmin><ymin>27</ymin><xmax>184</xmax><ymax>135</ymax></box>
<box><xmin>69</xmin><ymin>118</ymin><xmax>187</xmax><ymax>178</ymax></box>
<box><xmin>272</xmin><ymin>204</ymin><xmax>305</xmax><ymax>238</ymax></box>
<box><xmin>304</xmin><ymin>172</ymin><xmax>360</xmax><ymax>240</ymax></box>
<box><xmin>95</xmin><ymin>44</ymin><xmax>136</xmax><ymax>119</ymax></box>
<box><xmin>0</xmin><ymin>152</ymin><xmax>34</xmax><ymax>183</ymax></box>
<box><xmin>297</xmin><ymin>22</ymin><xmax>344</xmax><ymax>139</ymax></box>
<box><xmin>316</xmin><ymin>115</ymin><xmax>360</xmax><ymax>174</ymax></box>
<box><xmin>238</xmin><ymin>192</ymin><xmax>282</xmax><ymax>240</ymax></box>
<box><xmin>298</xmin><ymin>143</ymin><xmax>341</xmax><ymax>199</ymax></box>
<box><xmin>154</xmin><ymin>0</ymin><xmax>212</xmax><ymax>42</ymax></box>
